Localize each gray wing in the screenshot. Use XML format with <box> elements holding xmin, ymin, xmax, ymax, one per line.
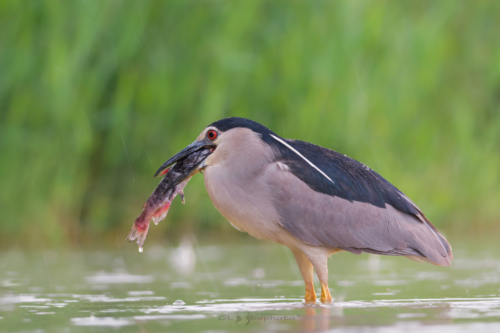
<box><xmin>268</xmin><ymin>164</ymin><xmax>452</xmax><ymax>266</ymax></box>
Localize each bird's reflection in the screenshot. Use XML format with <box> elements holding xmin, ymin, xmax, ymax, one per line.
<box><xmin>301</xmin><ymin>304</ymin><xmax>343</xmax><ymax>332</ymax></box>
<box><xmin>298</xmin><ymin>300</ymin><xmax>455</xmax><ymax>331</ymax></box>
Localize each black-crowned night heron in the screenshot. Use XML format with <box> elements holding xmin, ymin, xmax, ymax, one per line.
<box><xmin>155</xmin><ymin>117</ymin><xmax>453</xmax><ymax>303</ymax></box>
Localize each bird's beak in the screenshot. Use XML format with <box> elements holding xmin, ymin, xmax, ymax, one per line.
<box><xmin>154</xmin><ymin>140</ymin><xmax>214</xmax><ymax>178</ymax></box>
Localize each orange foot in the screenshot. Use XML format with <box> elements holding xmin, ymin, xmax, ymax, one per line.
<box><xmin>320</xmin><ymin>283</ymin><xmax>332</xmax><ymax>303</ymax></box>
<box><xmin>305</xmin><ymin>287</ymin><xmax>317</xmax><ymax>303</ymax></box>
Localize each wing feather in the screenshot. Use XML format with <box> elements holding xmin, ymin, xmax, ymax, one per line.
<box><xmin>267</xmin><ymin>161</ymin><xmax>452</xmax><ymax>266</ymax></box>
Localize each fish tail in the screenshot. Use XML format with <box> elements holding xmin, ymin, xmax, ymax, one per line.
<box><xmin>126</xmin><ymin>222</ymin><xmax>150</xmax><ymax>252</ymax></box>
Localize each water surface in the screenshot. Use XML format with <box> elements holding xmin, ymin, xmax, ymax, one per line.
<box><xmin>1</xmin><ymin>237</ymin><xmax>500</xmax><ymax>332</ymax></box>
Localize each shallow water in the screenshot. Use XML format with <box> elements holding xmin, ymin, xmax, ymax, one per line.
<box><xmin>1</xmin><ymin>238</ymin><xmax>500</xmax><ymax>332</ymax></box>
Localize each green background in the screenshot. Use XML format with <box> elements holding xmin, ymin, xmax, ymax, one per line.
<box><xmin>1</xmin><ymin>0</ymin><xmax>499</xmax><ymax>248</ymax></box>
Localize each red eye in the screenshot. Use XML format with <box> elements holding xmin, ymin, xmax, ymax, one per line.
<box><xmin>207</xmin><ymin>130</ymin><xmax>218</xmax><ymax>140</ymax></box>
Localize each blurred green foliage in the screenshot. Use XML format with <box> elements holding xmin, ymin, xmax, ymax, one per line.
<box><xmin>1</xmin><ymin>0</ymin><xmax>499</xmax><ymax>247</ymax></box>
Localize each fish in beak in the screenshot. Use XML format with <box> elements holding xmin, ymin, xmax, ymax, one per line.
<box><xmin>154</xmin><ymin>140</ymin><xmax>215</xmax><ymax>177</ymax></box>
<box><xmin>126</xmin><ymin>142</ymin><xmax>214</xmax><ymax>252</ymax></box>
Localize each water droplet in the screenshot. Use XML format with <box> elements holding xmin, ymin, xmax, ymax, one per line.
<box><xmin>173</xmin><ymin>299</ymin><xmax>185</xmax><ymax>305</ymax></box>
<box><xmin>139</xmin><ymin>247</ymin><xmax>143</xmax><ymax>253</ymax></box>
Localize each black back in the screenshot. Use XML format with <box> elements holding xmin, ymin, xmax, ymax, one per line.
<box><xmin>209</xmin><ymin>117</ymin><xmax>419</xmax><ymax>216</ymax></box>
<box><xmin>278</xmin><ymin>140</ymin><xmax>418</xmax><ymax>215</ymax></box>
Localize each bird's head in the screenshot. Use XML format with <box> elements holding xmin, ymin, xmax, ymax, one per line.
<box><xmin>154</xmin><ymin>117</ymin><xmax>276</xmax><ymax>182</ymax></box>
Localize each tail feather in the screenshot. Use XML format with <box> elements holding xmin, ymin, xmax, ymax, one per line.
<box><xmin>401</xmin><ymin>195</ymin><xmax>453</xmax><ymax>265</ymax></box>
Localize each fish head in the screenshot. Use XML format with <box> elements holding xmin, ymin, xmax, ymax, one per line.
<box><xmin>154</xmin><ymin>139</ymin><xmax>215</xmax><ymax>186</ymax></box>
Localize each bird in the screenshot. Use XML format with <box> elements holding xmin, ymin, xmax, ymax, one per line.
<box><xmin>154</xmin><ymin>117</ymin><xmax>453</xmax><ymax>303</ymax></box>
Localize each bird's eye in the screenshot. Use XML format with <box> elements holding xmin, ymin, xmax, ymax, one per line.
<box><xmin>207</xmin><ymin>130</ymin><xmax>218</xmax><ymax>140</ymax></box>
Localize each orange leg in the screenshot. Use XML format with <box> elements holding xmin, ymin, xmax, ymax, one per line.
<box><xmin>307</xmin><ymin>253</ymin><xmax>332</xmax><ymax>303</ymax></box>
<box><xmin>320</xmin><ymin>282</ymin><xmax>332</xmax><ymax>303</ymax></box>
<box><xmin>292</xmin><ymin>250</ymin><xmax>316</xmax><ymax>303</ymax></box>
<box><xmin>305</xmin><ymin>283</ymin><xmax>316</xmax><ymax>303</ymax></box>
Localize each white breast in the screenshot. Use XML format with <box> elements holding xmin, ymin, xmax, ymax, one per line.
<box><xmin>202</xmin><ymin>128</ymin><xmax>283</xmax><ymax>242</ymax></box>
<box><xmin>204</xmin><ymin>163</ymin><xmax>283</xmax><ymax>241</ymax></box>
